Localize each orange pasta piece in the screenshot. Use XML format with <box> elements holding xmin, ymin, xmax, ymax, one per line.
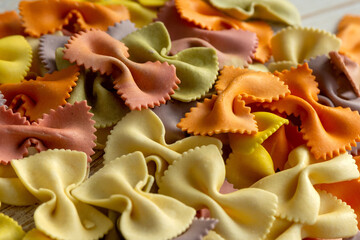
<box><xmin>337</xmin><ymin>15</ymin><xmax>360</xmax><ymax>65</ymax></box>
<box><xmin>265</xmin><ymin>64</ymin><xmax>360</xmax><ymax>160</ymax></box>
<box><xmin>316</xmin><ymin>156</ymin><xmax>360</xmax><ymax>229</ymax></box>
<box><xmin>0</xmin><ymin>11</ymin><xmax>24</xmax><ymax>38</ymax></box>
<box><xmin>178</xmin><ymin>67</ymin><xmax>289</xmax><ymax>135</ymax></box>
<box><xmin>19</xmin><ymin>0</ymin><xmax>129</xmax><ymax>37</ymax></box>
<box><xmin>262</xmin><ymin>123</ymin><xmax>305</xmax><ymax>171</ymax></box>
<box><xmin>174</xmin><ymin>0</ymin><xmax>272</xmax><ymax>63</ymax></box>
<box><xmin>0</xmin><ymin>65</ymin><xmax>79</xmax><ymax>121</ymax></box>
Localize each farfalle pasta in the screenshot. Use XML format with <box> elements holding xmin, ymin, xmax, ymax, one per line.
<box><xmin>264</xmin><ymin>63</ymin><xmax>360</xmax><ymax>160</ymax></box>
<box><xmin>174</xmin><ymin>0</ymin><xmax>273</xmax><ymax>63</ymax></box>
<box><xmin>0</xmin><ymin>65</ymin><xmax>79</xmax><ymax>121</ymax></box>
<box><xmin>226</xmin><ymin>111</ymin><xmax>289</xmax><ymax>188</ymax></box>
<box><xmin>156</xmin><ymin>0</ymin><xmax>258</xmax><ymax>69</ymax></box>
<box><xmin>11</xmin><ymin>149</ymin><xmax>113</xmax><ymax>240</ymax></box>
<box><xmin>104</xmin><ymin>109</ymin><xmax>222</xmax><ymax>166</ymax></box>
<box><xmin>159</xmin><ymin>145</ymin><xmax>278</xmax><ymax>240</ymax></box>
<box><xmin>2</xmin><ymin>0</ymin><xmax>360</xmax><ymax>239</ymax></box>
<box><xmin>39</xmin><ymin>20</ymin><xmax>137</xmax><ymax>73</ymax></box>
<box><xmin>19</xmin><ymin>0</ymin><xmax>130</xmax><ymax>37</ymax></box>
<box><xmin>0</xmin><ymin>164</ymin><xmax>38</xmax><ymax>206</ymax></box>
<box><xmin>252</xmin><ymin>145</ymin><xmax>359</xmax><ymax>225</ymax></box>
<box><xmin>207</xmin><ymin>0</ymin><xmax>301</xmax><ymax>26</ymax></box>
<box><xmin>56</xmin><ymin>48</ymin><xmax>130</xmax><ymax>129</ymax></box>
<box><xmin>269</xmin><ymin>26</ymin><xmax>341</xmax><ymax>72</ymax></box>
<box><xmin>72</xmin><ymin>151</ymin><xmax>196</xmax><ymax>240</ymax></box>
<box><xmin>75</xmin><ymin>0</ymin><xmax>157</xmax><ymax>27</ymax></box>
<box><xmin>265</xmin><ymin>191</ymin><xmax>358</xmax><ymax>239</ymax></box>
<box><xmin>0</xmin><ymin>213</ymin><xmax>25</xmax><ymax>240</ymax></box>
<box><xmin>316</xmin><ymin>156</ymin><xmax>360</xmax><ymax>229</ymax></box>
<box><xmin>0</xmin><ymin>35</ymin><xmax>32</xmax><ymax>84</ymax></box>
<box><xmin>0</xmin><ymin>101</ymin><xmax>96</xmax><ymax>163</ymax></box>
<box><xmin>178</xmin><ymin>67</ymin><xmax>289</xmax><ymax>135</ymax></box>
<box><xmin>121</xmin><ymin>21</ymin><xmax>219</xmax><ymax>102</ymax></box>
<box><xmin>64</xmin><ymin>28</ymin><xmax>180</xmax><ymax>110</ymax></box>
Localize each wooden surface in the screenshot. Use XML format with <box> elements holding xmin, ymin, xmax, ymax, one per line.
<box><xmin>1</xmin><ymin>0</ymin><xmax>360</xmax><ymax>234</ymax></box>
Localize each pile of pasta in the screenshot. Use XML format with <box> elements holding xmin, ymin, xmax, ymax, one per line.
<box><xmin>1</xmin><ymin>0</ymin><xmax>360</xmax><ymax>239</ymax></box>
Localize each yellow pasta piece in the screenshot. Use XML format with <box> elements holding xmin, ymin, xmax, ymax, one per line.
<box><xmin>159</xmin><ymin>145</ymin><xmax>278</xmax><ymax>240</ymax></box>
<box><xmin>11</xmin><ymin>150</ymin><xmax>113</xmax><ymax>240</ymax></box>
<box><xmin>0</xmin><ymin>213</ymin><xmax>25</xmax><ymax>240</ymax></box>
<box><xmin>0</xmin><ymin>164</ymin><xmax>38</xmax><ymax>207</ymax></box>
<box><xmin>72</xmin><ymin>151</ymin><xmax>196</xmax><ymax>240</ymax></box>
<box><xmin>264</xmin><ymin>191</ymin><xmax>358</xmax><ymax>239</ymax></box>
<box><xmin>0</xmin><ymin>35</ymin><xmax>32</xmax><ymax>84</ymax></box>
<box><xmin>269</xmin><ymin>26</ymin><xmax>341</xmax><ymax>72</ymax></box>
<box><xmin>226</xmin><ymin>112</ymin><xmax>289</xmax><ymax>188</ymax></box>
<box><xmin>104</xmin><ymin>109</ymin><xmax>222</xmax><ymax>164</ymax></box>
<box><xmin>251</xmin><ymin>145</ymin><xmax>359</xmax><ymax>224</ymax></box>
<box><xmin>23</xmin><ymin>229</ymin><xmax>53</xmax><ymax>240</ymax></box>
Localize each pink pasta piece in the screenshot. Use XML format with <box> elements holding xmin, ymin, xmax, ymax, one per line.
<box><xmin>0</xmin><ymin>101</ymin><xmax>96</xmax><ymax>164</ymax></box>
<box><xmin>63</xmin><ymin>29</ymin><xmax>180</xmax><ymax>110</ymax></box>
<box><xmin>157</xmin><ymin>0</ymin><xmax>257</xmax><ymax>68</ymax></box>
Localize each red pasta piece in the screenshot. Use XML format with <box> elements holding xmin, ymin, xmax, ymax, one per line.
<box><xmin>0</xmin><ymin>101</ymin><xmax>96</xmax><ymax>164</ymax></box>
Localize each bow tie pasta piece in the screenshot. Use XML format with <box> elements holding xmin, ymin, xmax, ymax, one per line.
<box><xmin>158</xmin><ymin>145</ymin><xmax>278</xmax><ymax>240</ymax></box>
<box><xmin>56</xmin><ymin>46</ymin><xmax>130</xmax><ymax>129</ymax></box>
<box><xmin>0</xmin><ymin>65</ymin><xmax>79</xmax><ymax>121</ymax></box>
<box><xmin>251</xmin><ymin>145</ymin><xmax>359</xmax><ymax>225</ymax></box>
<box><xmin>0</xmin><ymin>214</ymin><xmax>25</xmax><ymax>240</ymax></box>
<box><xmin>269</xmin><ymin>26</ymin><xmax>341</xmax><ymax>72</ymax></box>
<box><xmin>104</xmin><ymin>109</ymin><xmax>222</xmax><ymax>165</ymax></box>
<box><xmin>178</xmin><ymin>67</ymin><xmax>289</xmax><ymax>136</ymax></box>
<box><xmin>173</xmin><ymin>0</ymin><xmax>273</xmax><ymax>63</ymax></box>
<box><xmin>75</xmin><ymin>0</ymin><xmax>157</xmax><ymax>27</ymax></box>
<box><xmin>316</xmin><ymin>156</ymin><xmax>360</xmax><ymax>229</ymax></box>
<box><xmin>40</xmin><ymin>20</ymin><xmax>137</xmax><ymax>73</ymax></box>
<box><xmin>19</xmin><ymin>0</ymin><xmax>130</xmax><ymax>37</ymax></box>
<box><xmin>64</xmin><ymin>28</ymin><xmax>180</xmax><ymax>110</ymax></box>
<box><xmin>11</xmin><ymin>150</ymin><xmax>113</xmax><ymax>240</ymax></box>
<box><xmin>307</xmin><ymin>54</ymin><xmax>360</xmax><ymax>115</ymax></box>
<box><xmin>226</xmin><ymin>112</ymin><xmax>289</xmax><ymax>189</ymax></box>
<box><xmin>156</xmin><ymin>0</ymin><xmax>258</xmax><ymax>69</ymax></box>
<box><xmin>68</xmin><ymin>71</ymin><xmax>130</xmax><ymax>129</ymax></box>
<box><xmin>0</xmin><ymin>35</ymin><xmax>32</xmax><ymax>84</ymax></box>
<box><xmin>72</xmin><ymin>151</ymin><xmax>196</xmax><ymax>240</ymax></box>
<box><xmin>0</xmin><ymin>11</ymin><xmax>24</xmax><ymax>38</ymax></box>
<box><xmin>121</xmin><ymin>21</ymin><xmax>219</xmax><ymax>102</ymax></box>
<box><xmin>0</xmin><ymin>101</ymin><xmax>96</xmax><ymax>163</ymax></box>
<box><xmin>264</xmin><ymin>191</ymin><xmax>358</xmax><ymax>240</ymax></box>
<box><xmin>207</xmin><ymin>0</ymin><xmax>301</xmax><ymax>26</ymax></box>
<box><xmin>0</xmin><ymin>164</ymin><xmax>38</xmax><ymax>206</ymax></box>
<box><xmin>264</xmin><ymin>64</ymin><xmax>360</xmax><ymax>160</ymax></box>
